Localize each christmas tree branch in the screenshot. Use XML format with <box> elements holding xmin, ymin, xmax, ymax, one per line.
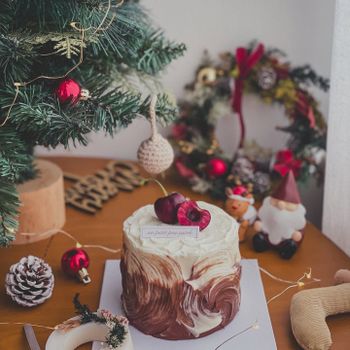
<box><xmin>0</xmin><ymin>127</ymin><xmax>35</xmax><ymax>182</ymax></box>
<box><xmin>0</xmin><ymin>128</ymin><xmax>35</xmax><ymax>244</ymax></box>
<box><xmin>0</xmin><ymin>179</ymin><xmax>19</xmax><ymax>246</ymax></box>
<box><xmin>0</xmin><ymin>1</ymin><xmax>13</xmax><ymax>34</ymax></box>
<box><xmin>0</xmin><ymin>33</ymin><xmax>37</xmax><ymax>84</ymax></box>
<box><xmin>5</xmin><ymin>1</ymin><xmax>185</xmax><ymax>78</ymax></box>
<box><xmin>1</xmin><ymin>84</ymin><xmax>177</xmax><ymax>149</ymax></box>
<box><xmin>135</xmin><ymin>30</ymin><xmax>186</xmax><ymax>75</ymax></box>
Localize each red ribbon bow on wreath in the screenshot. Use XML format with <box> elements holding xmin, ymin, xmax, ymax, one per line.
<box><xmin>232</xmin><ymin>43</ymin><xmax>265</xmax><ymax>148</ymax></box>
<box><xmin>273</xmin><ymin>149</ymin><xmax>302</xmax><ymax>178</ymax></box>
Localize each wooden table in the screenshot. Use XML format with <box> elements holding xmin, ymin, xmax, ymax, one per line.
<box><xmin>0</xmin><ymin>157</ymin><xmax>349</xmax><ymax>349</ymax></box>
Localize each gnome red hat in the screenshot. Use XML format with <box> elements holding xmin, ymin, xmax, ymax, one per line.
<box><xmin>271</xmin><ymin>170</ymin><xmax>301</xmax><ymax>204</ymax></box>
<box><xmin>226</xmin><ymin>185</ymin><xmax>254</xmax><ymax>204</ymax></box>
<box><xmin>233</xmin><ymin>185</ymin><xmax>248</xmax><ymax>196</ymax></box>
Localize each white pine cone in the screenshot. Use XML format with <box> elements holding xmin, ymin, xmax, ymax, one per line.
<box><xmin>5</xmin><ymin>255</ymin><xmax>54</xmax><ymax>307</ymax></box>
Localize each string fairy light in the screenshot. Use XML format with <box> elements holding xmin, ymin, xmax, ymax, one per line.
<box><xmin>0</xmin><ymin>321</ymin><xmax>56</xmax><ymax>330</ymax></box>
<box><xmin>214</xmin><ymin>320</ymin><xmax>259</xmax><ymax>350</ymax></box>
<box><xmin>213</xmin><ymin>266</ymin><xmax>320</xmax><ymax>348</ymax></box>
<box><xmin>0</xmin><ymin>0</ymin><xmax>124</xmax><ymax>128</ymax></box>
<box><xmin>20</xmin><ymin>229</ymin><xmax>120</xmax><ymax>258</ymax></box>
<box><xmin>259</xmin><ymin>266</ymin><xmax>321</xmax><ymax>304</ymax></box>
<box><xmin>93</xmin><ymin>0</ymin><xmax>124</xmax><ymax>34</ymax></box>
<box><xmin>240</xmin><ymin>253</ymin><xmax>321</xmax><ymax>305</ymax></box>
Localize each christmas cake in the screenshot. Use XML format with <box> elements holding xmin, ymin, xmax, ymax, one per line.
<box><xmin>121</xmin><ymin>201</ymin><xmax>241</xmax><ymax>340</ymax></box>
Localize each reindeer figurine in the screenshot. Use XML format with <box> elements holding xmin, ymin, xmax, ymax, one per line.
<box><xmin>225</xmin><ymin>185</ymin><xmax>257</xmax><ymax>242</ymax></box>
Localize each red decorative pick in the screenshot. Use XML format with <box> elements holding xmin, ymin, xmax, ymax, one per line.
<box><xmin>175</xmin><ymin>158</ymin><xmax>196</xmax><ymax>179</ymax></box>
<box><xmin>307</xmin><ymin>107</ymin><xmax>316</xmax><ymax>129</ymax></box>
<box><xmin>296</xmin><ymin>91</ymin><xmax>316</xmax><ymax>128</ymax></box>
<box><xmin>232</xmin><ymin>43</ymin><xmax>265</xmax><ymax>148</ymax></box>
<box><xmin>171</xmin><ymin>123</ymin><xmax>188</xmax><ymax>140</ymax></box>
<box><xmin>61</xmin><ymin>247</ymin><xmax>91</xmax><ymax>284</ymax></box>
<box><xmin>273</xmin><ymin>149</ymin><xmax>302</xmax><ymax>178</ymax></box>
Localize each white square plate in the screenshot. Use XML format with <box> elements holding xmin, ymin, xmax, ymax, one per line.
<box><xmin>93</xmin><ymin>259</ymin><xmax>277</xmax><ymax>350</ymax></box>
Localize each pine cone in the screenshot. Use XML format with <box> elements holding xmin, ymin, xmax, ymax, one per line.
<box><xmin>5</xmin><ymin>255</ymin><xmax>54</xmax><ymax>307</ymax></box>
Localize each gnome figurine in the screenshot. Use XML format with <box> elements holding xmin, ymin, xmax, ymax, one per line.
<box><xmin>225</xmin><ymin>185</ymin><xmax>257</xmax><ymax>242</ymax></box>
<box><xmin>252</xmin><ymin>171</ymin><xmax>306</xmax><ymax>259</ymax></box>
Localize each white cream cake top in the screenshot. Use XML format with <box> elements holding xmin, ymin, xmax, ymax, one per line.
<box><xmin>123</xmin><ymin>201</ymin><xmax>241</xmax><ymax>279</ymax></box>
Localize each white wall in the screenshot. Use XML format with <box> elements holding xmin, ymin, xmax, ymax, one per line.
<box><xmin>37</xmin><ymin>0</ymin><xmax>335</xmax><ymax>226</ymax></box>
<box><xmin>322</xmin><ymin>0</ymin><xmax>350</xmax><ymax>256</ymax></box>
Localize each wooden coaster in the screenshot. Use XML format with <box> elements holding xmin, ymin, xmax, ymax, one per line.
<box><xmin>13</xmin><ymin>160</ymin><xmax>66</xmax><ymax>245</ymax></box>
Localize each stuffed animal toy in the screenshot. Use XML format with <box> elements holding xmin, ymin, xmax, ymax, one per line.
<box><xmin>225</xmin><ymin>185</ymin><xmax>256</xmax><ymax>242</ymax></box>
<box><xmin>290</xmin><ymin>269</ymin><xmax>350</xmax><ymax>350</ymax></box>
<box><xmin>252</xmin><ymin>170</ymin><xmax>306</xmax><ymax>259</ymax></box>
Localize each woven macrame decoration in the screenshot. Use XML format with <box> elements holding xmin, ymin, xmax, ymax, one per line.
<box><xmin>137</xmin><ymin>96</ymin><xmax>174</xmax><ymax>175</ymax></box>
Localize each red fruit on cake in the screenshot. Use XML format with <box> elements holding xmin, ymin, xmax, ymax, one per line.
<box><xmin>154</xmin><ymin>192</ymin><xmax>186</xmax><ymax>224</ymax></box>
<box><xmin>177</xmin><ymin>200</ymin><xmax>211</xmax><ymax>231</ymax></box>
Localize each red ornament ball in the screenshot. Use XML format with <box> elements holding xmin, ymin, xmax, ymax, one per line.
<box><xmin>61</xmin><ymin>247</ymin><xmax>91</xmax><ymax>284</ymax></box>
<box><xmin>56</xmin><ymin>78</ymin><xmax>81</xmax><ymax>104</ymax></box>
<box><xmin>206</xmin><ymin>158</ymin><xmax>228</xmax><ymax>177</ymax></box>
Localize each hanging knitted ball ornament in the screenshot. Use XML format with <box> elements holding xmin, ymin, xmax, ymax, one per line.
<box><xmin>137</xmin><ymin>96</ymin><xmax>174</xmax><ymax>175</ymax></box>
<box><xmin>5</xmin><ymin>255</ymin><xmax>54</xmax><ymax>307</ymax></box>
<box><xmin>56</xmin><ymin>78</ymin><xmax>90</xmax><ymax>104</ymax></box>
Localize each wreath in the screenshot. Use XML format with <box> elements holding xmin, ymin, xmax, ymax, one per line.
<box><xmin>46</xmin><ymin>294</ymin><xmax>129</xmax><ymax>349</ymax></box>
<box><xmin>172</xmin><ymin>42</ymin><xmax>329</xmax><ymax>199</ymax></box>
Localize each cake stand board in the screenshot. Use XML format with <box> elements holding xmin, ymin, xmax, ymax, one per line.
<box><xmin>93</xmin><ymin>259</ymin><xmax>277</xmax><ymax>350</ymax></box>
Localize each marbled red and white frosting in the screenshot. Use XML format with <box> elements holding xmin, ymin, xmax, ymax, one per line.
<box><xmin>121</xmin><ymin>201</ymin><xmax>241</xmax><ymax>339</ymax></box>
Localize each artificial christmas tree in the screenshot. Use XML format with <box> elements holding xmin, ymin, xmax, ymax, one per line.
<box><xmin>0</xmin><ymin>0</ymin><xmax>185</xmax><ymax>245</ymax></box>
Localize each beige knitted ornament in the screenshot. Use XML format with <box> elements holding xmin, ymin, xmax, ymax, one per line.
<box><xmin>137</xmin><ymin>95</ymin><xmax>174</xmax><ymax>175</ymax></box>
